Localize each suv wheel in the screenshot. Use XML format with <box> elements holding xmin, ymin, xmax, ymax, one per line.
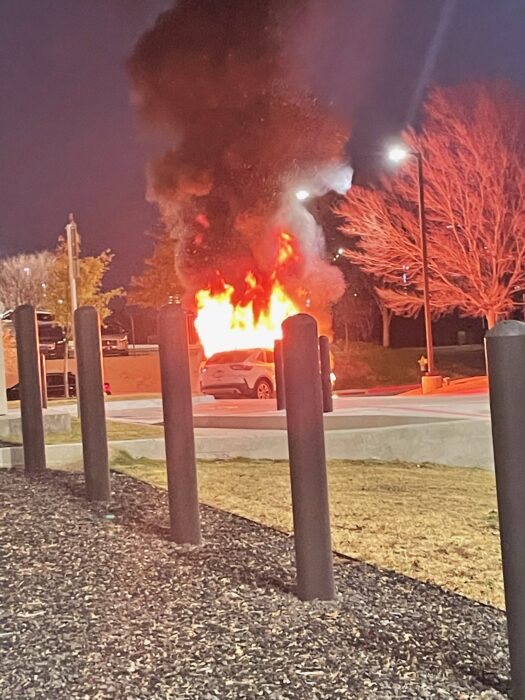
<box><xmin>254</xmin><ymin>378</ymin><xmax>273</xmax><ymax>399</ymax></box>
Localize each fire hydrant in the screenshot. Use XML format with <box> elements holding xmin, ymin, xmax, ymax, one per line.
<box><xmin>418</xmin><ymin>356</ymin><xmax>443</xmax><ymax>394</ymax></box>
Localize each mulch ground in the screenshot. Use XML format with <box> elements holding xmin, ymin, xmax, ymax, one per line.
<box><xmin>0</xmin><ymin>468</ymin><xmax>511</xmax><ymax>699</ymax></box>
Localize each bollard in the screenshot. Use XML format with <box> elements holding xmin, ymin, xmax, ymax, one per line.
<box><xmin>13</xmin><ymin>305</ymin><xmax>46</xmax><ymax>472</ymax></box>
<box><xmin>158</xmin><ymin>304</ymin><xmax>201</xmax><ymax>545</ymax></box>
<box><xmin>319</xmin><ymin>335</ymin><xmax>334</xmax><ymax>413</ymax></box>
<box><xmin>40</xmin><ymin>352</ymin><xmax>48</xmax><ymax>409</ymax></box>
<box><xmin>486</xmin><ymin>320</ymin><xmax>525</xmax><ymax>699</ymax></box>
<box><xmin>282</xmin><ymin>313</ymin><xmax>335</xmax><ymax>601</ymax></box>
<box><xmin>74</xmin><ymin>307</ymin><xmax>110</xmax><ymax>502</ymax></box>
<box><xmin>274</xmin><ymin>339</ymin><xmax>286</xmax><ymax>410</ymax></box>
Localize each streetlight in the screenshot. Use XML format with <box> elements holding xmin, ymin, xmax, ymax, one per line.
<box><xmin>387</xmin><ymin>146</ymin><xmax>410</xmax><ymax>163</ymax></box>
<box><xmin>295</xmin><ymin>189</ymin><xmax>310</xmax><ymax>202</ymax></box>
<box><xmin>387</xmin><ymin>144</ymin><xmax>435</xmax><ymax>375</ymax></box>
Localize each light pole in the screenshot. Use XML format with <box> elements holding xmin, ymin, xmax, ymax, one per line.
<box><xmin>388</xmin><ymin>146</ymin><xmax>435</xmax><ymax>374</ymax></box>
<box><xmin>65</xmin><ymin>213</ymin><xmax>79</xmax><ymax>314</ymax></box>
<box><xmin>64</xmin><ymin>213</ymin><xmax>80</xmax><ymax>400</ymax></box>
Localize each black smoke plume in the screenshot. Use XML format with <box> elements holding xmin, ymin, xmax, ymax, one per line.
<box><xmin>129</xmin><ymin>0</ymin><xmax>350</xmax><ymax>321</ymax></box>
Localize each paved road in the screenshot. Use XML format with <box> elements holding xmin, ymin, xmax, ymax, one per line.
<box><xmin>104</xmin><ymin>391</ymin><xmax>490</xmax><ymax>428</ymax></box>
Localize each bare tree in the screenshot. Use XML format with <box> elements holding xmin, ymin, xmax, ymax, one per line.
<box><xmin>332</xmin><ymin>263</ymin><xmax>379</xmax><ymax>347</ymax></box>
<box><xmin>0</xmin><ymin>251</ymin><xmax>54</xmax><ymax>311</ymax></box>
<box><xmin>338</xmin><ymin>81</ymin><xmax>525</xmax><ymax>329</ymax></box>
<box><xmin>332</xmin><ymin>288</ymin><xmax>376</xmax><ymax>348</ymax></box>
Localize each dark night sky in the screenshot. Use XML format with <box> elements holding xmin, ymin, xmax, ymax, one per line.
<box><xmin>1</xmin><ymin>0</ymin><xmax>524</xmax><ymax>287</ymax></box>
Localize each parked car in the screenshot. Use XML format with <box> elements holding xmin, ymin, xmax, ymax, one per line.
<box><xmin>6</xmin><ymin>373</ymin><xmax>112</xmax><ymax>401</ymax></box>
<box><xmin>1</xmin><ymin>308</ymin><xmax>55</xmax><ymax>325</ymax></box>
<box><xmin>101</xmin><ymin>322</ymin><xmax>129</xmax><ymax>356</ymax></box>
<box><xmin>2</xmin><ymin>309</ymin><xmax>65</xmax><ymax>358</ymax></box>
<box><xmin>2</xmin><ymin>308</ymin><xmax>56</xmax><ymax>336</ymax></box>
<box><xmin>38</xmin><ymin>324</ymin><xmax>66</xmax><ymax>359</ymax></box>
<box><xmin>200</xmin><ymin>348</ymin><xmax>275</xmax><ymax>399</ymax></box>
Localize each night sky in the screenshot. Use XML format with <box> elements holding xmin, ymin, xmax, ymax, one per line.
<box><xmin>1</xmin><ymin>0</ymin><xmax>524</xmax><ymax>287</ymax></box>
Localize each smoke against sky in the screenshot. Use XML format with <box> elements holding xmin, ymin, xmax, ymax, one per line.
<box><xmin>129</xmin><ymin>0</ymin><xmax>350</xmax><ymax>317</ymax></box>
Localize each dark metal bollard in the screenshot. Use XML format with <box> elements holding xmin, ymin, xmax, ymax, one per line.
<box><xmin>486</xmin><ymin>320</ymin><xmax>525</xmax><ymax>699</ymax></box>
<box><xmin>158</xmin><ymin>304</ymin><xmax>201</xmax><ymax>545</ymax></box>
<box><xmin>282</xmin><ymin>313</ymin><xmax>335</xmax><ymax>601</ymax></box>
<box><xmin>40</xmin><ymin>353</ymin><xmax>48</xmax><ymax>409</ymax></box>
<box><xmin>14</xmin><ymin>305</ymin><xmax>46</xmax><ymax>472</ymax></box>
<box><xmin>319</xmin><ymin>335</ymin><xmax>334</xmax><ymax>413</ymax></box>
<box><xmin>74</xmin><ymin>307</ymin><xmax>110</xmax><ymax>502</ymax></box>
<box><xmin>274</xmin><ymin>339</ymin><xmax>286</xmax><ymax>410</ymax></box>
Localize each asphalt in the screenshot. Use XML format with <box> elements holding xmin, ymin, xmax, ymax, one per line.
<box><xmin>102</xmin><ymin>393</ymin><xmax>490</xmax><ymax>427</ymax></box>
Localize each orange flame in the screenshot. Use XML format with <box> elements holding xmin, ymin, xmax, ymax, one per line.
<box><xmin>194</xmin><ymin>231</ymin><xmax>301</xmax><ymax>357</ymax></box>
<box><xmin>276</xmin><ymin>231</ymin><xmax>296</xmax><ymax>265</ymax></box>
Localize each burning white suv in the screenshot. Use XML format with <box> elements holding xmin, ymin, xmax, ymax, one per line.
<box><xmin>200</xmin><ymin>348</ymin><xmax>275</xmax><ymax>399</ymax></box>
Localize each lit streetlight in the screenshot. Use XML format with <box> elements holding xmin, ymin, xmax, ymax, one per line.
<box><xmin>295</xmin><ymin>189</ymin><xmax>310</xmax><ymax>202</ymax></box>
<box><xmin>387</xmin><ymin>144</ymin><xmax>435</xmax><ymax>375</ymax></box>
<box><xmin>387</xmin><ymin>145</ymin><xmax>409</xmax><ymax>163</ymax></box>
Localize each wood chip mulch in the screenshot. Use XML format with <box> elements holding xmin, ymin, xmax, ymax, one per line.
<box><xmin>0</xmin><ymin>469</ymin><xmax>511</xmax><ymax>699</ymax></box>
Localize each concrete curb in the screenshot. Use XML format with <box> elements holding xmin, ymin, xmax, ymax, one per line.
<box><xmin>0</xmin><ymin>418</ymin><xmax>494</xmax><ymax>470</ymax></box>
<box><xmin>191</xmin><ymin>413</ymin><xmax>463</xmax><ymax>431</ymax></box>
<box><xmin>0</xmin><ymin>410</ymin><xmax>71</xmax><ymax>440</ymax></box>
<box><xmin>55</xmin><ymin>395</ymin><xmax>215</xmax><ymax>415</ymax></box>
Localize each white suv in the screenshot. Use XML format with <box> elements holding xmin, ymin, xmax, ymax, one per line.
<box><xmin>200</xmin><ymin>348</ymin><xmax>275</xmax><ymax>399</ymax></box>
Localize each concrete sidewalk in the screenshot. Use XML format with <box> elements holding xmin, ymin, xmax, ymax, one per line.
<box><xmin>53</xmin><ymin>395</ymin><xmax>213</xmax><ymax>415</ymax></box>
<box><xmin>0</xmin><ymin>417</ymin><xmax>493</xmax><ymax>470</ymax></box>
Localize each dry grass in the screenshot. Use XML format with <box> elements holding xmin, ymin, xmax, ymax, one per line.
<box><xmin>113</xmin><ymin>456</ymin><xmax>502</xmax><ymax>608</ymax></box>
<box><xmin>43</xmin><ymin>419</ymin><xmax>164</xmax><ymax>445</ymax></box>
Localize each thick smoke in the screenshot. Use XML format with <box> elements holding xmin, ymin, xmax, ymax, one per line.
<box><xmin>129</xmin><ymin>0</ymin><xmax>351</xmax><ymax>323</ymax></box>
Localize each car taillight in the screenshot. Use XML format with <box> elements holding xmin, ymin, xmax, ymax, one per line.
<box><xmin>230</xmin><ymin>364</ymin><xmax>252</xmax><ymax>370</ymax></box>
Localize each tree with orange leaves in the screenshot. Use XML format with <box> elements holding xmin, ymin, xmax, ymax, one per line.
<box><xmin>338</xmin><ymin>81</ymin><xmax>525</xmax><ymax>330</ymax></box>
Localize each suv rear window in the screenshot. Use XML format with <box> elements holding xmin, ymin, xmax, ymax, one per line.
<box><xmin>206</xmin><ymin>350</ymin><xmax>253</xmax><ymax>365</ymax></box>
<box><xmin>102</xmin><ymin>324</ymin><xmax>125</xmax><ymax>335</ymax></box>
<box><xmin>39</xmin><ymin>325</ymin><xmax>64</xmax><ymax>341</ymax></box>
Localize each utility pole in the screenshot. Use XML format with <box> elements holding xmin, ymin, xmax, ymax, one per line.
<box><xmin>65</xmin><ymin>213</ymin><xmax>79</xmax><ymax>315</ymax></box>
<box><xmin>64</xmin><ymin>213</ymin><xmax>80</xmax><ymax>399</ymax></box>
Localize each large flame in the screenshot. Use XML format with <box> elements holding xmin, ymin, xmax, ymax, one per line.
<box><xmin>194</xmin><ymin>231</ymin><xmax>300</xmax><ymax>357</ymax></box>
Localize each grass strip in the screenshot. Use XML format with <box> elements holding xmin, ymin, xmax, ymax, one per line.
<box><xmin>1</xmin><ymin>419</ymin><xmax>165</xmax><ymax>446</ymax></box>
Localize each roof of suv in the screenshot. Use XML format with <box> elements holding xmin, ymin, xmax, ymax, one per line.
<box><xmin>205</xmin><ymin>348</ymin><xmax>273</xmax><ymax>364</ymax></box>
